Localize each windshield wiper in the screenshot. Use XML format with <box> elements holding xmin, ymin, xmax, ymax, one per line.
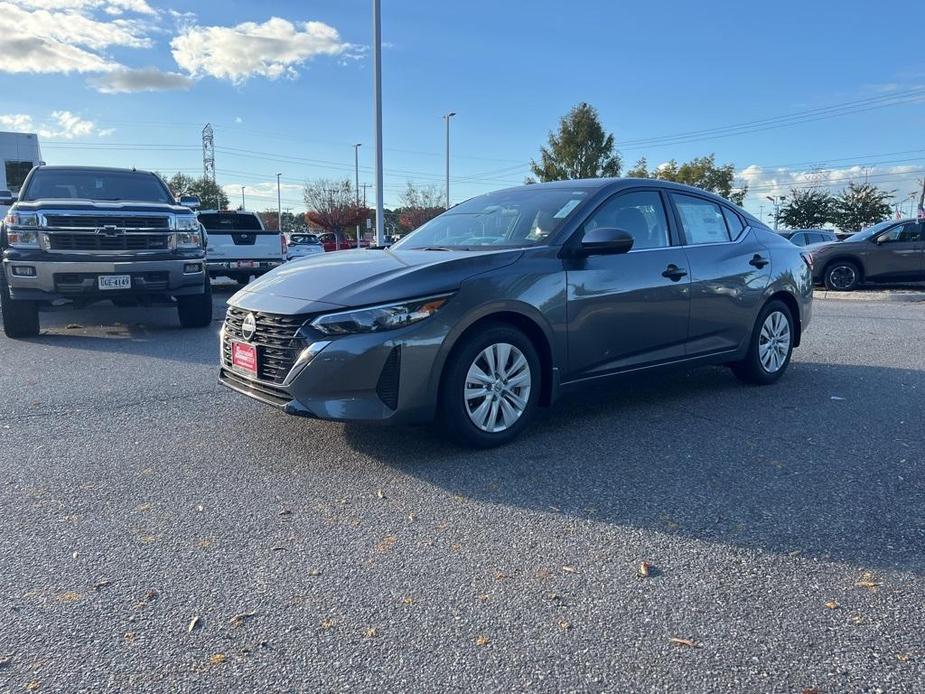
<box><xmin>421</xmin><ymin>246</ymin><xmax>453</xmax><ymax>251</ymax></box>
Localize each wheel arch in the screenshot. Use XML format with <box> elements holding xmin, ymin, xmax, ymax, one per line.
<box><xmin>765</xmin><ymin>290</ymin><xmax>802</xmax><ymax>347</ymax></box>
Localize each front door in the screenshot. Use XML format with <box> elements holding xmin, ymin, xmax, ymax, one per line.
<box><xmin>866</xmin><ymin>221</ymin><xmax>925</xmax><ymax>281</ymax></box>
<box><xmin>564</xmin><ymin>189</ymin><xmax>691</xmax><ymax>381</ymax></box>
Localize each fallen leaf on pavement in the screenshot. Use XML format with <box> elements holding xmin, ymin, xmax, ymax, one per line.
<box><xmin>401</xmin><ymin>596</ymin><xmax>414</xmax><ymax>606</ymax></box>
<box><xmin>307</xmin><ymin>569</ymin><xmax>322</xmax><ymax>576</ymax></box>
<box><xmin>143</xmin><ymin>589</ymin><xmax>159</xmax><ymax>602</ymax></box>
<box><xmin>856</xmin><ymin>571</ymin><xmax>880</xmax><ymax>591</ymax></box>
<box><xmin>637</xmin><ymin>561</ymin><xmax>652</xmax><ymax>578</ymax></box>
<box><xmin>320</xmin><ymin>618</ymin><xmax>336</xmax><ymax>630</ymax></box>
<box><xmin>209</xmin><ymin>654</ymin><xmax>226</xmax><ymax>665</ymax></box>
<box><xmin>558</xmin><ymin>619</ymin><xmax>572</xmax><ymax>631</ymax></box>
<box><xmin>229</xmin><ymin>611</ymin><xmax>256</xmax><ymax>627</ymax></box>
<box><xmin>376</xmin><ymin>489</ymin><xmax>385</xmax><ymax>499</ymax></box>
<box><xmin>188</xmin><ymin>616</ymin><xmax>202</xmax><ymax>633</ymax></box>
<box><xmin>363</xmin><ymin>627</ymin><xmax>378</xmax><ymax>638</ymax></box>
<box><xmin>670</xmin><ymin>637</ymin><xmax>700</xmax><ymax>648</ymax></box>
<box><xmin>824</xmin><ymin>600</ymin><xmax>839</xmax><ymax>610</ymax></box>
<box><xmin>375</xmin><ymin>535</ymin><xmax>397</xmax><ymax>553</ymax></box>
<box><xmin>896</xmin><ymin>653</ymin><xmax>911</xmax><ymax>663</ymax></box>
<box><xmin>58</xmin><ymin>591</ymin><xmax>81</xmax><ymax>602</ymax></box>
<box><xmin>26</xmin><ymin>681</ymin><xmax>39</xmax><ymax>691</ymax></box>
<box><xmin>123</xmin><ymin>632</ymin><xmax>135</xmax><ymax>642</ymax></box>
<box><xmin>562</xmin><ymin>565</ymin><xmax>578</xmax><ymax>574</ymax></box>
<box><xmin>475</xmin><ymin>634</ymin><xmax>490</xmax><ymax>647</ymax></box>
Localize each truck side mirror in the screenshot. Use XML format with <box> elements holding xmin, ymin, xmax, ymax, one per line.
<box><xmin>0</xmin><ymin>190</ymin><xmax>16</xmax><ymax>205</ymax></box>
<box><xmin>179</xmin><ymin>195</ymin><xmax>201</xmax><ymax>210</ymax></box>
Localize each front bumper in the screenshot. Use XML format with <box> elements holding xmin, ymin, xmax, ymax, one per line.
<box><xmin>207</xmin><ymin>259</ymin><xmax>282</xmax><ymax>274</ymax></box>
<box><xmin>2</xmin><ymin>255</ymin><xmax>206</xmax><ymax>300</ymax></box>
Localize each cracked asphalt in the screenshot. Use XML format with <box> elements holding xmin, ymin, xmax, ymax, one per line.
<box><xmin>1</xmin><ymin>287</ymin><xmax>923</xmax><ymax>693</ymax></box>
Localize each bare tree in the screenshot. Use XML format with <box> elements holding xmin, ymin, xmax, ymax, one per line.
<box><xmin>303</xmin><ymin>179</ymin><xmax>365</xmax><ymax>248</ymax></box>
<box><xmin>397</xmin><ymin>181</ymin><xmax>445</xmax><ymax>232</ymax></box>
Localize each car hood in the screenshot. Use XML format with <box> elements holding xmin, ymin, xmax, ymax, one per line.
<box><xmin>12</xmin><ymin>199</ymin><xmax>193</xmax><ymax>214</ymax></box>
<box><xmin>231</xmin><ymin>247</ymin><xmax>523</xmax><ymax>312</ymax></box>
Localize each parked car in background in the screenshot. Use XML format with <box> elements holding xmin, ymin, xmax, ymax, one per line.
<box><xmin>807</xmin><ymin>218</ymin><xmax>924</xmax><ymax>290</ymax></box>
<box><xmin>219</xmin><ymin>179</ymin><xmax>812</xmax><ymax>447</ymax></box>
<box><xmin>318</xmin><ymin>232</ymin><xmax>369</xmax><ymax>252</ymax></box>
<box><xmin>286</xmin><ymin>233</ymin><xmax>325</xmax><ymax>261</ymax></box>
<box><xmin>200</xmin><ymin>209</ymin><xmax>285</xmax><ymax>284</ymax></box>
<box><xmin>0</xmin><ymin>165</ymin><xmax>211</xmax><ymax>338</ymax></box>
<box><xmin>779</xmin><ymin>229</ymin><xmax>839</xmax><ymax>246</ymax></box>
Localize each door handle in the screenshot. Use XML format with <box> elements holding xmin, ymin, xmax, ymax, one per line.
<box><xmin>749</xmin><ymin>254</ymin><xmax>769</xmax><ymax>269</ymax></box>
<box><xmin>662</xmin><ymin>264</ymin><xmax>688</xmax><ymax>281</ymax></box>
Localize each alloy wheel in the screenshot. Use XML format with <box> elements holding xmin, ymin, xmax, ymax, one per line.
<box><xmin>758</xmin><ymin>310</ymin><xmax>791</xmax><ymax>374</ymax></box>
<box><xmin>464</xmin><ymin>342</ymin><xmax>532</xmax><ymax>433</ymax></box>
<box><xmin>829</xmin><ymin>264</ymin><xmax>856</xmax><ymax>290</ymax></box>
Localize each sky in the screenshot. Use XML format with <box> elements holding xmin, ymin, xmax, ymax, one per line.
<box><xmin>0</xmin><ymin>0</ymin><xmax>923</xmax><ymax>221</ymax></box>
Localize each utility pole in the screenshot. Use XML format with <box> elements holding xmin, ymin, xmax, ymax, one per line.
<box><xmin>276</xmin><ymin>173</ymin><xmax>282</xmax><ymax>231</ymax></box>
<box><xmin>241</xmin><ymin>186</ymin><xmax>246</xmax><ymax>209</ymax></box>
<box><xmin>372</xmin><ymin>0</ymin><xmax>385</xmax><ymax>247</ymax></box>
<box><xmin>361</xmin><ymin>183</ymin><xmax>370</xmax><ymax>207</ymax></box>
<box><xmin>918</xmin><ymin>178</ymin><xmax>925</xmax><ymax>219</ymax></box>
<box><xmin>354</xmin><ymin>143</ymin><xmax>362</xmax><ymax>246</ymax></box>
<box><xmin>443</xmin><ymin>112</ymin><xmax>456</xmax><ymax>209</ymax></box>
<box><xmin>766</xmin><ymin>195</ymin><xmax>786</xmax><ymax>231</ymax></box>
<box><xmin>201</xmin><ymin>123</ymin><xmax>215</xmax><ymax>182</ymax></box>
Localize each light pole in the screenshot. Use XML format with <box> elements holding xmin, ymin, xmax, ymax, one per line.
<box><xmin>443</xmin><ymin>112</ymin><xmax>456</xmax><ymax>209</ymax></box>
<box><xmin>372</xmin><ymin>0</ymin><xmax>385</xmax><ymax>246</ymax></box>
<box><xmin>354</xmin><ymin>143</ymin><xmax>362</xmax><ymax>246</ymax></box>
<box><xmin>766</xmin><ymin>195</ymin><xmax>786</xmax><ymax>231</ymax></box>
<box><xmin>276</xmin><ymin>173</ymin><xmax>282</xmax><ymax>231</ymax></box>
<box><xmin>241</xmin><ymin>186</ymin><xmax>246</xmax><ymax>209</ymax></box>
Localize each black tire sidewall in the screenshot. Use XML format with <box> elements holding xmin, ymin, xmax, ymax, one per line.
<box><xmin>824</xmin><ymin>261</ymin><xmax>860</xmax><ymax>291</ymax></box>
<box><xmin>439</xmin><ymin>324</ymin><xmax>541</xmax><ymax>448</ymax></box>
<box><xmin>736</xmin><ymin>300</ymin><xmax>795</xmax><ymax>385</ymax></box>
<box><xmin>176</xmin><ymin>278</ymin><xmax>213</xmax><ymax>328</ymax></box>
<box><xmin>0</xmin><ymin>268</ymin><xmax>39</xmax><ymax>338</ymax></box>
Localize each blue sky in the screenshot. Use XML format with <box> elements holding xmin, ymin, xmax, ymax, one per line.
<box><xmin>1</xmin><ymin>0</ymin><xmax>923</xmax><ymax>219</ymax></box>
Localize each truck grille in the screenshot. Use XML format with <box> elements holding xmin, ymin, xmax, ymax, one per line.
<box><xmin>46</xmin><ymin>233</ymin><xmax>170</xmax><ymax>252</ymax></box>
<box><xmin>222</xmin><ymin>307</ymin><xmax>309</xmax><ymax>384</ymax></box>
<box><xmin>44</xmin><ymin>215</ymin><xmax>170</xmax><ymax>229</ymax></box>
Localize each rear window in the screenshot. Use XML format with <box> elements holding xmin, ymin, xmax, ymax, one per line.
<box><xmin>20</xmin><ymin>169</ymin><xmax>173</xmax><ymax>203</ymax></box>
<box><xmin>289</xmin><ymin>234</ymin><xmax>319</xmax><ymax>244</ymax></box>
<box><xmin>198</xmin><ymin>212</ymin><xmax>265</xmax><ymax>232</ymax></box>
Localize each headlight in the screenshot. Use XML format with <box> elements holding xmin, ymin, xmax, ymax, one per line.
<box><xmin>173</xmin><ymin>215</ymin><xmax>199</xmax><ymax>231</ymax></box>
<box><xmin>173</xmin><ymin>231</ymin><xmax>203</xmax><ymax>249</ymax></box>
<box><xmin>7</xmin><ymin>229</ymin><xmax>41</xmax><ymax>248</ymax></box>
<box><xmin>4</xmin><ymin>211</ymin><xmax>40</xmax><ymax>228</ymax></box>
<box><xmin>309</xmin><ymin>294</ymin><xmax>451</xmax><ymax>335</ymax></box>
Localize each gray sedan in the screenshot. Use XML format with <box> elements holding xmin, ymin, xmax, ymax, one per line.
<box><xmin>219</xmin><ymin>179</ymin><xmax>813</xmax><ymax>447</ymax></box>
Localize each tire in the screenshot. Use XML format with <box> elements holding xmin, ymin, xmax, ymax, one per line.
<box><xmin>731</xmin><ymin>300</ymin><xmax>794</xmax><ymax>385</ymax></box>
<box><xmin>438</xmin><ymin>323</ymin><xmax>541</xmax><ymax>448</ymax></box>
<box><xmin>824</xmin><ymin>260</ymin><xmax>861</xmax><ymax>291</ymax></box>
<box><xmin>176</xmin><ymin>279</ymin><xmax>213</xmax><ymax>328</ymax></box>
<box><xmin>0</xmin><ymin>268</ymin><xmax>40</xmax><ymax>338</ymax></box>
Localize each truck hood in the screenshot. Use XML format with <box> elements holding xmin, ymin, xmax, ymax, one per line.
<box><xmin>12</xmin><ymin>199</ymin><xmax>193</xmax><ymax>214</ymax></box>
<box><xmin>232</xmin><ymin>248</ymin><xmax>523</xmax><ymax>311</ymax></box>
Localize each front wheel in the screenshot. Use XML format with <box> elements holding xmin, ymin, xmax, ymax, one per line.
<box><xmin>176</xmin><ymin>280</ymin><xmax>213</xmax><ymax>328</ymax></box>
<box><xmin>0</xmin><ymin>270</ymin><xmax>40</xmax><ymax>338</ymax></box>
<box><xmin>824</xmin><ymin>260</ymin><xmax>861</xmax><ymax>291</ymax></box>
<box><xmin>438</xmin><ymin>324</ymin><xmax>541</xmax><ymax>448</ymax></box>
<box><xmin>731</xmin><ymin>300</ymin><xmax>794</xmax><ymax>385</ymax></box>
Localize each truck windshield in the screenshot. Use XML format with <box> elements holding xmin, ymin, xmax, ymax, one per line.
<box><xmin>198</xmin><ymin>212</ymin><xmax>265</xmax><ymax>231</ymax></box>
<box><xmin>19</xmin><ymin>169</ymin><xmax>173</xmax><ymax>204</ymax></box>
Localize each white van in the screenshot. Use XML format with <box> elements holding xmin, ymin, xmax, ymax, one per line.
<box><xmin>200</xmin><ymin>210</ymin><xmax>286</xmax><ymax>283</ymax></box>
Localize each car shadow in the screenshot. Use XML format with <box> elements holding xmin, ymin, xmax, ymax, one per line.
<box><xmin>342</xmin><ymin>361</ymin><xmax>925</xmax><ymax>572</ymax></box>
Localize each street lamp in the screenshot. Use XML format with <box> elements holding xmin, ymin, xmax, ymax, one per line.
<box><xmin>443</xmin><ymin>112</ymin><xmax>456</xmax><ymax>209</ymax></box>
<box><xmin>354</xmin><ymin>143</ymin><xmax>362</xmax><ymax>246</ymax></box>
<box><xmin>766</xmin><ymin>194</ymin><xmax>786</xmax><ymax>231</ymax></box>
<box><xmin>241</xmin><ymin>186</ymin><xmax>246</xmax><ymax>209</ymax></box>
<box><xmin>372</xmin><ymin>0</ymin><xmax>385</xmax><ymax>246</ymax></box>
<box><xmin>276</xmin><ymin>173</ymin><xmax>282</xmax><ymax>232</ymax></box>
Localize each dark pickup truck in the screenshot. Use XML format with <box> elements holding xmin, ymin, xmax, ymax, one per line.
<box><xmin>0</xmin><ymin>165</ymin><xmax>212</xmax><ymax>338</ymax></box>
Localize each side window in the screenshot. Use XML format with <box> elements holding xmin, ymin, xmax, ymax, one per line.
<box><xmin>673</xmin><ymin>194</ymin><xmax>731</xmax><ymax>245</ymax></box>
<box><xmin>791</xmin><ymin>233</ymin><xmax>806</xmax><ymax>246</ymax></box>
<box><xmin>721</xmin><ymin>207</ymin><xmax>745</xmax><ymax>240</ymax></box>
<box><xmin>582</xmin><ymin>190</ymin><xmax>670</xmax><ymax>250</ymax></box>
<box><xmin>877</xmin><ymin>222</ymin><xmax>922</xmax><ymax>244</ymax></box>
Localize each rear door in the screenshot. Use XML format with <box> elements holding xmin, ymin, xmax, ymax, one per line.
<box><xmin>200</xmin><ymin>212</ymin><xmax>283</xmax><ymax>262</ymax></box>
<box><xmin>564</xmin><ymin>188</ymin><xmax>691</xmax><ymax>380</ymax></box>
<box><xmin>669</xmin><ymin>193</ymin><xmax>771</xmax><ymax>357</ymax></box>
<box><xmin>865</xmin><ymin>221</ymin><xmax>924</xmax><ymax>281</ymax></box>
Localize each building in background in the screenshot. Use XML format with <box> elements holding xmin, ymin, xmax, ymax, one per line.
<box><xmin>0</xmin><ymin>131</ymin><xmax>43</xmax><ymax>194</ymax></box>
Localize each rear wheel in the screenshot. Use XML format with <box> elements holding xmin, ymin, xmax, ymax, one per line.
<box><xmin>824</xmin><ymin>260</ymin><xmax>861</xmax><ymax>291</ymax></box>
<box><xmin>731</xmin><ymin>300</ymin><xmax>794</xmax><ymax>385</ymax></box>
<box><xmin>176</xmin><ymin>279</ymin><xmax>213</xmax><ymax>328</ymax></box>
<box><xmin>0</xmin><ymin>268</ymin><xmax>39</xmax><ymax>338</ymax></box>
<box><xmin>438</xmin><ymin>324</ymin><xmax>540</xmax><ymax>448</ymax></box>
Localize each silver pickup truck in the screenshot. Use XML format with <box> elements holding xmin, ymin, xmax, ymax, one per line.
<box><xmin>0</xmin><ymin>165</ymin><xmax>212</xmax><ymax>338</ymax></box>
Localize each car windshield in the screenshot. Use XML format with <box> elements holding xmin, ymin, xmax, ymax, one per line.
<box><xmin>20</xmin><ymin>169</ymin><xmax>173</xmax><ymax>203</ymax></box>
<box><xmin>392</xmin><ymin>188</ymin><xmax>590</xmax><ymax>250</ymax></box>
<box><xmin>845</xmin><ymin>220</ymin><xmax>894</xmax><ymax>242</ymax></box>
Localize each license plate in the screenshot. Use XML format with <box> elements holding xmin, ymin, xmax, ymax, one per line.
<box><xmin>231</xmin><ymin>341</ymin><xmax>258</xmax><ymax>375</ymax></box>
<box><xmin>98</xmin><ymin>274</ymin><xmax>131</xmax><ymax>290</ymax></box>
<box><xmin>235</xmin><ymin>261</ymin><xmax>257</xmax><ymax>269</ymax></box>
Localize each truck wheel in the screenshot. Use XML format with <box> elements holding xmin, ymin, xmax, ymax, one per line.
<box><xmin>0</xmin><ymin>270</ymin><xmax>40</xmax><ymax>338</ymax></box>
<box><xmin>176</xmin><ymin>279</ymin><xmax>213</xmax><ymax>328</ymax></box>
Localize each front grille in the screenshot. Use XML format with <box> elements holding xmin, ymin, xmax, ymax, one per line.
<box><xmin>220</xmin><ymin>368</ymin><xmax>292</xmax><ymax>407</ymax></box>
<box><xmin>223</xmin><ymin>307</ymin><xmax>309</xmax><ymax>384</ymax></box>
<box><xmin>44</xmin><ymin>215</ymin><xmax>170</xmax><ymax>229</ymax></box>
<box><xmin>47</xmin><ymin>232</ymin><xmax>170</xmax><ymax>252</ymax></box>
<box><xmin>53</xmin><ymin>271</ymin><xmax>170</xmax><ymax>293</ymax></box>
<box><xmin>376</xmin><ymin>346</ymin><xmax>401</xmax><ymax>409</ymax></box>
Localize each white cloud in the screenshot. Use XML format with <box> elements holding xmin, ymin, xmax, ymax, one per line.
<box><xmin>739</xmin><ymin>163</ymin><xmax>922</xmax><ymax>206</ymax></box>
<box><xmin>170</xmin><ymin>17</ymin><xmax>350</xmax><ymax>84</ymax></box>
<box><xmin>89</xmin><ymin>67</ymin><xmax>195</xmax><ymax>93</ymax></box>
<box><xmin>0</xmin><ymin>0</ymin><xmax>154</xmax><ymax>74</ymax></box>
<box><xmin>222</xmin><ymin>180</ymin><xmax>303</xmax><ymax>208</ymax></box>
<box><xmin>0</xmin><ymin>110</ymin><xmax>105</xmax><ymax>139</ymax></box>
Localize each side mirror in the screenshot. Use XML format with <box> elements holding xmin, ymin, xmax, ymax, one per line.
<box><xmin>0</xmin><ymin>190</ymin><xmax>16</xmax><ymax>205</ymax></box>
<box><xmin>179</xmin><ymin>195</ymin><xmax>201</xmax><ymax>210</ymax></box>
<box><xmin>578</xmin><ymin>227</ymin><xmax>635</xmax><ymax>256</ymax></box>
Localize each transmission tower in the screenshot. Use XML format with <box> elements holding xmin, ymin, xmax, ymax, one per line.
<box><xmin>201</xmin><ymin>123</ymin><xmax>215</xmax><ymax>182</ymax></box>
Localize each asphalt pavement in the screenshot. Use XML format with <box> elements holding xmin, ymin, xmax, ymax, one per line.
<box><xmin>1</xmin><ymin>287</ymin><xmax>923</xmax><ymax>692</ymax></box>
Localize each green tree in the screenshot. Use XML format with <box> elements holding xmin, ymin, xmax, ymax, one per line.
<box><xmin>163</xmin><ymin>172</ymin><xmax>229</xmax><ymax>210</ymax></box>
<box><xmin>529</xmin><ymin>102</ymin><xmax>621</xmax><ymax>182</ymax></box>
<box><xmin>832</xmin><ymin>182</ymin><xmax>893</xmax><ymax>232</ymax></box>
<box><xmin>627</xmin><ymin>154</ymin><xmax>747</xmax><ymax>205</ymax></box>
<box><xmin>777</xmin><ymin>188</ymin><xmax>835</xmax><ymax>229</ymax></box>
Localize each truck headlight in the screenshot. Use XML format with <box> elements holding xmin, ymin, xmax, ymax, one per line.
<box><xmin>173</xmin><ymin>231</ymin><xmax>203</xmax><ymax>249</ymax></box>
<box><xmin>173</xmin><ymin>215</ymin><xmax>199</xmax><ymax>231</ymax></box>
<box><xmin>309</xmin><ymin>294</ymin><xmax>451</xmax><ymax>335</ymax></box>
<box><xmin>3</xmin><ymin>211</ymin><xmax>40</xmax><ymax>228</ymax></box>
<box><xmin>7</xmin><ymin>229</ymin><xmax>41</xmax><ymax>249</ymax></box>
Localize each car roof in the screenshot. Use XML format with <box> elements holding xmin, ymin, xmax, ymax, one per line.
<box><xmin>34</xmin><ymin>165</ymin><xmax>158</xmax><ymax>175</ymax></box>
